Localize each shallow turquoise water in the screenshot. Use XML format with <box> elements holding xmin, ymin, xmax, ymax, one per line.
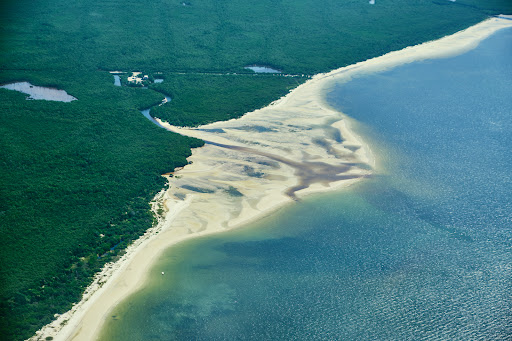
<box><xmin>101</xmin><ymin>27</ymin><xmax>512</xmax><ymax>340</ymax></box>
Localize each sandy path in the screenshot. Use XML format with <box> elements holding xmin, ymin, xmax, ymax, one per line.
<box><xmin>31</xmin><ymin>15</ymin><xmax>512</xmax><ymax>341</ymax></box>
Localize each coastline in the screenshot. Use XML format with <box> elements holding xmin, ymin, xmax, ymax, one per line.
<box><xmin>31</xmin><ymin>16</ymin><xmax>512</xmax><ymax>341</ymax></box>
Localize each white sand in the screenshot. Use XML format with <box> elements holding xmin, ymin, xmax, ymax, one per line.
<box><xmin>31</xmin><ymin>16</ymin><xmax>512</xmax><ymax>341</ymax></box>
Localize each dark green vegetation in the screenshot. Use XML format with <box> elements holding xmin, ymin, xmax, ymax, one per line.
<box><xmin>0</xmin><ymin>71</ymin><xmax>204</xmax><ymax>339</ymax></box>
<box><xmin>0</xmin><ymin>0</ymin><xmax>510</xmax><ymax>339</ymax></box>
<box><xmin>3</xmin><ymin>0</ymin><xmax>509</xmax><ymax>74</ymax></box>
<box><xmin>150</xmin><ymin>74</ymin><xmax>305</xmax><ymax>126</ymax></box>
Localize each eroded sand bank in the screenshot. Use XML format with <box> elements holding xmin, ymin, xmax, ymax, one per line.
<box><xmin>32</xmin><ymin>16</ymin><xmax>512</xmax><ymax>341</ymax></box>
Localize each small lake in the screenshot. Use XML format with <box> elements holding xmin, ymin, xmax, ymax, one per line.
<box><xmin>0</xmin><ymin>82</ymin><xmax>76</xmax><ymax>102</ymax></box>
<box><xmin>113</xmin><ymin>75</ymin><xmax>121</xmax><ymax>86</ymax></box>
<box><xmin>154</xmin><ymin>79</ymin><xmax>164</xmax><ymax>83</ymax></box>
<box><xmin>244</xmin><ymin>66</ymin><xmax>281</xmax><ymax>73</ymax></box>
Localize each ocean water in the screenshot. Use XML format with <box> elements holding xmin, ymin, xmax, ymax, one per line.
<box><xmin>100</xmin><ymin>27</ymin><xmax>512</xmax><ymax>340</ymax></box>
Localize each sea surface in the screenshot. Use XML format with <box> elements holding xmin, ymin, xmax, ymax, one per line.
<box><xmin>100</xmin><ymin>27</ymin><xmax>512</xmax><ymax>340</ymax></box>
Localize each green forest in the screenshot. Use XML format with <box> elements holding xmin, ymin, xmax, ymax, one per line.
<box><xmin>1</xmin><ymin>0</ymin><xmax>511</xmax><ymax>339</ymax></box>
<box><xmin>150</xmin><ymin>74</ymin><xmax>307</xmax><ymax>126</ymax></box>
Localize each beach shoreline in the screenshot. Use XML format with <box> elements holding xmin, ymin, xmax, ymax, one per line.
<box><xmin>31</xmin><ymin>16</ymin><xmax>512</xmax><ymax>341</ymax></box>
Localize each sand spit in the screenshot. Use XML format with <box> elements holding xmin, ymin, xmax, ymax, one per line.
<box><xmin>31</xmin><ymin>16</ymin><xmax>512</xmax><ymax>341</ymax></box>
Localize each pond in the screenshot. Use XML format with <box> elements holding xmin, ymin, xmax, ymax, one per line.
<box><xmin>113</xmin><ymin>75</ymin><xmax>121</xmax><ymax>86</ymax></box>
<box><xmin>1</xmin><ymin>82</ymin><xmax>77</xmax><ymax>102</ymax></box>
<box><xmin>244</xmin><ymin>65</ymin><xmax>281</xmax><ymax>73</ymax></box>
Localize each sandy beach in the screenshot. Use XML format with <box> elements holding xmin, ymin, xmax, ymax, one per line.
<box><xmin>31</xmin><ymin>16</ymin><xmax>512</xmax><ymax>341</ymax></box>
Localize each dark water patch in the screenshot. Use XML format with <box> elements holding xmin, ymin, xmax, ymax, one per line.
<box><xmin>255</xmin><ymin>160</ymin><xmax>280</xmax><ymax>168</ymax></box>
<box><xmin>311</xmin><ymin>137</ymin><xmax>345</xmax><ymax>159</ymax></box>
<box><xmin>1</xmin><ymin>82</ymin><xmax>77</xmax><ymax>102</ymax></box>
<box><xmin>494</xmin><ymin>15</ymin><xmax>512</xmax><ymax>21</ymax></box>
<box><xmin>232</xmin><ymin>125</ymin><xmax>277</xmax><ymax>133</ymax></box>
<box><xmin>205</xmin><ymin>140</ymin><xmax>367</xmax><ymax>200</ymax></box>
<box><xmin>224</xmin><ymin>186</ymin><xmax>243</xmax><ymax>197</ymax></box>
<box><xmin>344</xmin><ymin>145</ymin><xmax>361</xmax><ymax>152</ymax></box>
<box><xmin>180</xmin><ymin>185</ymin><xmax>215</xmax><ymax>194</ymax></box>
<box><xmin>243</xmin><ymin>166</ymin><xmax>264</xmax><ymax>178</ymax></box>
<box><xmin>196</xmin><ymin>128</ymin><xmax>226</xmax><ymax>133</ymax></box>
<box><xmin>324</xmin><ymin>125</ymin><xmax>343</xmax><ymax>142</ymax></box>
<box><xmin>287</xmin><ymin>124</ymin><xmax>311</xmax><ymax>131</ymax></box>
<box><xmin>323</xmin><ymin>118</ymin><xmax>345</xmax><ymax>142</ymax></box>
<box><xmin>311</xmin><ymin>118</ymin><xmax>343</xmax><ymax>142</ymax></box>
<box><xmin>174</xmin><ymin>192</ymin><xmax>187</xmax><ymax>200</ymax></box>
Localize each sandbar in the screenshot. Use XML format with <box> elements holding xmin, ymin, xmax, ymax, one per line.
<box><xmin>31</xmin><ymin>15</ymin><xmax>512</xmax><ymax>341</ymax></box>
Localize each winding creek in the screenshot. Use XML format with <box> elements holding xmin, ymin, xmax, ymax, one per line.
<box><xmin>141</xmin><ymin>94</ymin><xmax>172</xmax><ymax>128</ymax></box>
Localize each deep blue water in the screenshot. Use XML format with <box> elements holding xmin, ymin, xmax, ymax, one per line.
<box><xmin>101</xmin><ymin>27</ymin><xmax>512</xmax><ymax>340</ymax></box>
